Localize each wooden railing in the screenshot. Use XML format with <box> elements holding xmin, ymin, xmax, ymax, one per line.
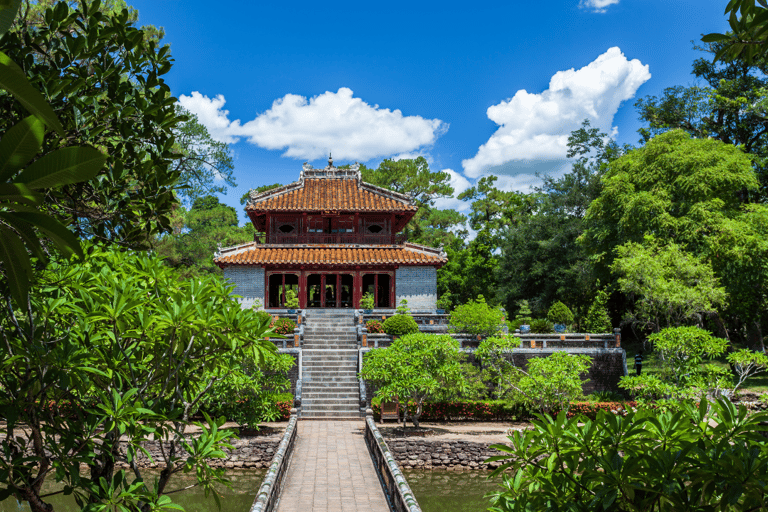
<box><xmin>262</xmin><ymin>233</ymin><xmax>407</xmax><ymax>245</ymax></box>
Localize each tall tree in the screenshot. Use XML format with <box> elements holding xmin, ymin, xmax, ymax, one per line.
<box><xmin>361</xmin><ymin>157</ymin><xmax>466</xmax><ymax>247</ymax></box>
<box><xmin>0</xmin><ymin>1</ymin><xmax>184</xmax><ymax>248</ymax></box>
<box><xmin>635</xmin><ymin>42</ymin><xmax>768</xmax><ymax>198</ymax></box>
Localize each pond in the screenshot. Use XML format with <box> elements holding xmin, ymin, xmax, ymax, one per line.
<box><xmin>0</xmin><ymin>469</ymin><xmax>264</xmax><ymax>512</ymax></box>
<box><xmin>403</xmin><ymin>470</ymin><xmax>502</xmax><ymax>512</ymax></box>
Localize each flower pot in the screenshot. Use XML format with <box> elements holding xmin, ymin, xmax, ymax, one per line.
<box><xmin>436</xmin><ymin>309</ymin><xmax>445</xmax><ymax>314</ymax></box>
<box><xmin>287</xmin><ymin>309</ymin><xmax>296</xmax><ymax>314</ymax></box>
<box><xmin>554</xmin><ymin>323</ymin><xmax>566</xmax><ymax>333</ymax></box>
<box><xmin>364</xmin><ymin>309</ymin><xmax>373</xmax><ymax>314</ymax></box>
<box><xmin>519</xmin><ymin>324</ymin><xmax>531</xmax><ymax>334</ymax></box>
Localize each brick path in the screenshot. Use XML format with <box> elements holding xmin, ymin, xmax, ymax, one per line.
<box><xmin>276</xmin><ymin>420</ymin><xmax>390</xmax><ymax>512</ymax></box>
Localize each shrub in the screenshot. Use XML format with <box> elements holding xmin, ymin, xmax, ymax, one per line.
<box><xmin>512</xmin><ymin>352</ymin><xmax>591</xmax><ymax>413</ymax></box>
<box><xmin>396</xmin><ymin>298</ymin><xmax>410</xmax><ymax>314</ymax></box>
<box><xmin>565</xmin><ymin>401</ymin><xmax>637</xmax><ymax>419</ymax></box>
<box><xmin>476</xmin><ymin>336</ymin><xmax>519</xmax><ymax>399</ymax></box>
<box><xmin>366</xmin><ymin>319</ymin><xmax>385</xmax><ymax>334</ymax></box>
<box><xmin>529</xmin><ymin>318</ymin><xmax>553</xmax><ymax>333</ymax></box>
<box><xmin>583</xmin><ymin>287</ymin><xmax>612</xmax><ymax>332</ymax></box>
<box><xmin>284</xmin><ymin>289</ymin><xmax>299</xmax><ymax>309</ymax></box>
<box><xmin>272</xmin><ymin>317</ymin><xmax>296</xmax><ymax>334</ymax></box>
<box><xmin>371</xmin><ymin>400</ymin><xmax>523</xmax><ymax>422</ymax></box>
<box><xmin>488</xmin><ymin>399</ymin><xmax>768</xmax><ymax>511</ymax></box>
<box><xmin>360</xmin><ymin>292</ymin><xmax>375</xmax><ymax>310</ymax></box>
<box><xmin>255</xmin><ymin>310</ymin><xmax>272</xmax><ymax>326</ymax></box>
<box><xmin>515</xmin><ymin>300</ymin><xmax>533</xmax><ymax>320</ymax></box>
<box><xmin>436</xmin><ymin>293</ymin><xmax>452</xmax><ymax>312</ymax></box>
<box><xmin>508</xmin><ymin>318</ymin><xmax>532</xmax><ymax>332</ymax></box>
<box><xmin>382</xmin><ymin>314</ymin><xmax>419</xmax><ymax>336</ymax></box>
<box><xmin>546</xmin><ymin>301</ymin><xmax>574</xmax><ymax>325</ymax></box>
<box><xmin>449</xmin><ymin>295</ymin><xmax>505</xmax><ymax>337</ymax></box>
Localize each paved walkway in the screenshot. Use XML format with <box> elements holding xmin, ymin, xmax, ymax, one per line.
<box><xmin>276</xmin><ymin>420</ymin><xmax>390</xmax><ymax>512</ymax></box>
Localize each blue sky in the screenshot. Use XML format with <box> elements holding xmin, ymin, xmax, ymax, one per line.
<box><xmin>130</xmin><ymin>0</ymin><xmax>731</xmax><ymax>220</ymax></box>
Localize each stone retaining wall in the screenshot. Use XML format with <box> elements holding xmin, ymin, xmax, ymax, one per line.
<box><xmin>114</xmin><ymin>437</ymin><xmax>283</xmax><ymax>469</ymax></box>
<box><xmin>384</xmin><ymin>438</ymin><xmax>502</xmax><ymax>470</ymax></box>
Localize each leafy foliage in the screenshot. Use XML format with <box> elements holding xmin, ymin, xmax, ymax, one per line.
<box><xmin>476</xmin><ymin>336</ymin><xmax>519</xmax><ymax>399</ymax></box>
<box><xmin>620</xmin><ymin>326</ymin><xmax>730</xmax><ymax>406</ymax></box>
<box><xmin>546</xmin><ymin>301</ymin><xmax>574</xmax><ymax>325</ymax></box>
<box><xmin>512</xmin><ymin>352</ymin><xmax>590</xmax><ymax>413</ymax></box>
<box><xmin>487</xmin><ymin>399</ymin><xmax>768</xmax><ymax>511</ymax></box>
<box><xmin>198</xmin><ymin>352</ymin><xmax>294</xmax><ymax>427</ymax></box>
<box><xmin>0</xmin><ymin>1</ymin><xmax>184</xmax><ymax>249</ymax></box>
<box><xmin>583</xmin><ymin>287</ymin><xmax>612</xmax><ymax>333</ymax></box>
<box><xmin>366</xmin><ymin>319</ymin><xmax>384</xmax><ymax>334</ymax></box>
<box><xmin>360</xmin><ymin>333</ymin><xmax>466</xmax><ymax>428</ymax></box>
<box><xmin>359</xmin><ymin>292</ymin><xmax>375</xmax><ymax>310</ymax></box>
<box><xmin>0</xmin><ymin>244</ymin><xmax>275</xmax><ymax>512</ymax></box>
<box><xmin>382</xmin><ymin>314</ymin><xmax>419</xmax><ymax>336</ymax></box>
<box><xmin>529</xmin><ymin>318</ymin><xmax>554</xmax><ymax>334</ymax></box>
<box><xmin>272</xmin><ymin>317</ymin><xmax>296</xmax><ymax>335</ymax></box>
<box><xmin>611</xmin><ymin>238</ymin><xmax>727</xmax><ymax>331</ymax></box>
<box><xmin>448</xmin><ymin>295</ymin><xmax>506</xmax><ymax>337</ymax></box>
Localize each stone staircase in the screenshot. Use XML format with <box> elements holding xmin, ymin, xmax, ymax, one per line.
<box><xmin>301</xmin><ymin>310</ymin><xmax>361</xmax><ymax>419</ymax></box>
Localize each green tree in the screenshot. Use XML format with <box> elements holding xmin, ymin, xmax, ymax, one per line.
<box><xmin>154</xmin><ymin>195</ymin><xmax>254</xmax><ymax>277</ymax></box>
<box><xmin>359</xmin><ymin>333</ymin><xmax>466</xmax><ymax>429</ymax></box>
<box><xmin>611</xmin><ymin>238</ymin><xmax>728</xmax><ymax>332</ymax></box>
<box><xmin>458</xmin><ymin>175</ymin><xmax>527</xmax><ymax>249</ymax></box>
<box><xmin>0</xmin><ymin>245</ymin><xmax>275</xmax><ymax>512</ymax></box>
<box><xmin>361</xmin><ymin>157</ymin><xmax>466</xmax><ymax>247</ymax></box>
<box><xmin>635</xmin><ymin>43</ymin><xmax>768</xmax><ymax>197</ymax></box>
<box><xmin>498</xmin><ymin>120</ymin><xmax>619</xmax><ymax>316</ymax></box>
<box><xmin>583</xmin><ymin>287</ymin><xmax>612</xmax><ymax>333</ymax></box>
<box><xmin>172</xmin><ymin>106</ymin><xmax>236</xmax><ymax>205</ymax></box>
<box><xmin>448</xmin><ymin>295</ymin><xmax>506</xmax><ymax>337</ymax></box>
<box><xmin>0</xmin><ymin>1</ymin><xmax>184</xmax><ymax>248</ymax></box>
<box><xmin>703</xmin><ymin>0</ymin><xmax>768</xmax><ymax>64</ymax></box>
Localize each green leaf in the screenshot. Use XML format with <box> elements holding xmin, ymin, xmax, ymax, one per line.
<box><xmin>10</xmin><ymin>212</ymin><xmax>83</xmax><ymax>259</ymax></box>
<box><xmin>0</xmin><ymin>0</ymin><xmax>21</xmax><ymax>37</ymax></box>
<box><xmin>14</xmin><ymin>146</ymin><xmax>105</xmax><ymax>189</ymax></box>
<box><xmin>0</xmin><ymin>115</ymin><xmax>45</xmax><ymax>181</ymax></box>
<box><xmin>0</xmin><ymin>224</ymin><xmax>32</xmax><ymax>305</ymax></box>
<box><xmin>0</xmin><ymin>51</ymin><xmax>63</xmax><ymax>135</ymax></box>
<box><xmin>701</xmin><ymin>33</ymin><xmax>732</xmax><ymax>43</ymax></box>
<box><xmin>0</xmin><ymin>183</ymin><xmax>40</xmax><ymax>206</ymax></box>
<box><xmin>0</xmin><ymin>212</ymin><xmax>47</xmax><ymax>261</ymax></box>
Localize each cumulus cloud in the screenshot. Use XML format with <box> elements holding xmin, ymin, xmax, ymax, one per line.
<box><xmin>579</xmin><ymin>0</ymin><xmax>620</xmax><ymax>13</ymax></box>
<box><xmin>178</xmin><ymin>88</ymin><xmax>447</xmax><ymax>162</ymax></box>
<box><xmin>462</xmin><ymin>47</ymin><xmax>650</xmax><ymax>190</ymax></box>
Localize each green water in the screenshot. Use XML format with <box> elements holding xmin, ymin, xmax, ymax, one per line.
<box><xmin>0</xmin><ymin>470</ymin><xmax>264</xmax><ymax>512</ymax></box>
<box><xmin>403</xmin><ymin>470</ymin><xmax>502</xmax><ymax>512</ymax></box>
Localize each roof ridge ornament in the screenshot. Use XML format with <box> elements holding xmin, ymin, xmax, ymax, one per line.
<box><xmin>327</xmin><ymin>153</ymin><xmax>333</xmax><ymax>169</ymax></box>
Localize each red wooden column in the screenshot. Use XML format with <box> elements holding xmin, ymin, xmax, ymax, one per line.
<box><xmin>353</xmin><ymin>269</ymin><xmax>361</xmax><ymax>308</ymax></box>
<box><xmin>299</xmin><ymin>270</ymin><xmax>307</xmax><ymax>309</ymax></box>
<box><xmin>320</xmin><ymin>274</ymin><xmax>325</xmax><ymax>308</ymax></box>
<box><xmin>336</xmin><ymin>274</ymin><xmax>342</xmax><ymax>308</ymax></box>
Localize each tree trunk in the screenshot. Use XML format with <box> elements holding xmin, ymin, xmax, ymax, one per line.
<box><xmin>748</xmin><ymin>320</ymin><xmax>765</xmax><ymax>353</ymax></box>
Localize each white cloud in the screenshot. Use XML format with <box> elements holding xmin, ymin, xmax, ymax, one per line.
<box><xmin>434</xmin><ymin>168</ymin><xmax>473</xmax><ymax>212</ymax></box>
<box><xmin>579</xmin><ymin>0</ymin><xmax>620</xmax><ymax>13</ymax></box>
<box><xmin>178</xmin><ymin>88</ymin><xmax>447</xmax><ymax>162</ymax></box>
<box><xmin>462</xmin><ymin>47</ymin><xmax>650</xmax><ymax>190</ymax></box>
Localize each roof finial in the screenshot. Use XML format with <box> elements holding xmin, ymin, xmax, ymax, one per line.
<box><xmin>328</xmin><ymin>152</ymin><xmax>333</xmax><ymax>168</ymax></box>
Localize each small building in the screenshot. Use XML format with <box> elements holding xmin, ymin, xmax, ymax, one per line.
<box><xmin>214</xmin><ymin>158</ymin><xmax>447</xmax><ymax>310</ymax></box>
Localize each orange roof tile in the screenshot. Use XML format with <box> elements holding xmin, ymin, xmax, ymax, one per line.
<box><xmin>246</xmin><ymin>179</ymin><xmax>417</xmax><ymax>212</ymax></box>
<box><xmin>215</xmin><ymin>244</ymin><xmax>446</xmax><ymax>267</ymax></box>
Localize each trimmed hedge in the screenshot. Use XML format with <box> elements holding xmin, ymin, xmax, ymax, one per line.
<box><xmin>383</xmin><ymin>314</ymin><xmax>419</xmax><ymax>336</ymax></box>
<box><xmin>563</xmin><ymin>401</ymin><xmax>638</xmax><ymax>419</ymax></box>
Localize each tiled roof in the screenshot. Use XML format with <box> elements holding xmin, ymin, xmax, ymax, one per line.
<box><xmin>215</xmin><ymin>243</ymin><xmax>446</xmax><ymax>267</ymax></box>
<box><xmin>245</xmin><ymin>179</ymin><xmax>417</xmax><ymax>212</ymax></box>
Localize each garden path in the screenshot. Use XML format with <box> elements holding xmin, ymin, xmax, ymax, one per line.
<box><xmin>276</xmin><ymin>420</ymin><xmax>389</xmax><ymax>512</ymax></box>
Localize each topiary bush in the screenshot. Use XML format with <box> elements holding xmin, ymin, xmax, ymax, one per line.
<box><xmin>546</xmin><ymin>301</ymin><xmax>574</xmax><ymax>325</ymax></box>
<box><xmin>383</xmin><ymin>314</ymin><xmax>419</xmax><ymax>336</ymax></box>
<box><xmin>583</xmin><ymin>288</ymin><xmax>612</xmax><ymax>332</ymax></box>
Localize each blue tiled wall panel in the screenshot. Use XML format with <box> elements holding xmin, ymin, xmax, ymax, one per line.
<box><xmin>395</xmin><ymin>266</ymin><xmax>437</xmax><ymax>311</ymax></box>
<box><xmin>222</xmin><ymin>265</ymin><xmax>265</xmax><ymax>309</ymax></box>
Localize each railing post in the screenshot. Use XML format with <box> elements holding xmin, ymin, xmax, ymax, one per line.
<box><xmin>614</xmin><ymin>328</ymin><xmax>621</xmax><ymax>348</ymax></box>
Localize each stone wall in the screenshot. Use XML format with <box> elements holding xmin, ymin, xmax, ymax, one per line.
<box><xmin>222</xmin><ymin>265</ymin><xmax>265</xmax><ymax>309</ymax></box>
<box><xmin>115</xmin><ymin>437</ymin><xmax>282</xmax><ymax>469</ymax></box>
<box><xmin>395</xmin><ymin>266</ymin><xmax>437</xmax><ymax>311</ymax></box>
<box><xmin>385</xmin><ymin>438</ymin><xmax>501</xmax><ymax>470</ymax></box>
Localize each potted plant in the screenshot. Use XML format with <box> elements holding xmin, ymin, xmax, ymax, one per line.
<box><xmin>547</xmin><ymin>301</ymin><xmax>574</xmax><ymax>333</ymax></box>
<box><xmin>435</xmin><ymin>294</ymin><xmax>451</xmax><ymax>314</ymax></box>
<box><xmin>284</xmin><ymin>289</ymin><xmax>299</xmax><ymax>313</ymax></box>
<box><xmin>516</xmin><ymin>300</ymin><xmax>533</xmax><ymax>333</ymax></box>
<box><xmin>360</xmin><ymin>292</ymin><xmax>375</xmax><ymax>313</ymax></box>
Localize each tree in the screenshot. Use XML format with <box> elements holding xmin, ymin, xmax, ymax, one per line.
<box><xmin>154</xmin><ymin>195</ymin><xmax>254</xmax><ymax>277</ymax></box>
<box><xmin>361</xmin><ymin>157</ymin><xmax>466</xmax><ymax>247</ymax></box>
<box><xmin>0</xmin><ymin>1</ymin><xmax>184</xmax><ymax>249</ymax></box>
<box><xmin>0</xmin><ymin>245</ymin><xmax>275</xmax><ymax>512</ymax></box>
<box><xmin>611</xmin><ymin>238</ymin><xmax>728</xmax><ymax>332</ymax></box>
<box><xmin>172</xmin><ymin>106</ymin><xmax>236</xmax><ymax>205</ymax></box>
<box><xmin>703</xmin><ymin>0</ymin><xmax>768</xmax><ymax>65</ymax></box>
<box><xmin>359</xmin><ymin>333</ymin><xmax>466</xmax><ymax>429</ymax></box>
<box><xmin>448</xmin><ymin>295</ymin><xmax>506</xmax><ymax>337</ymax></box>
<box><xmin>487</xmin><ymin>399</ymin><xmax>768</xmax><ymax>511</ymax></box>
<box><xmin>0</xmin><ymin>0</ymin><xmax>108</xmax><ymax>306</ymax></box>
<box><xmin>635</xmin><ymin>43</ymin><xmax>768</xmax><ymax>197</ymax></box>
<box><xmin>583</xmin><ymin>287</ymin><xmax>612</xmax><ymax>333</ymax></box>
<box><xmin>458</xmin><ymin>175</ymin><xmax>527</xmax><ymax>249</ymax></box>
<box><xmin>498</xmin><ymin>120</ymin><xmax>619</xmax><ymax>317</ymax></box>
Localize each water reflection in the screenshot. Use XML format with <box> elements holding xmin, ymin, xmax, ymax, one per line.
<box><xmin>402</xmin><ymin>470</ymin><xmax>501</xmax><ymax>512</ymax></box>
<box><xmin>0</xmin><ymin>470</ymin><xmax>264</xmax><ymax>512</ymax></box>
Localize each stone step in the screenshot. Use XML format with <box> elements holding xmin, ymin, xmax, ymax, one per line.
<box><xmin>302</xmin><ymin>398</ymin><xmax>360</xmax><ymax>405</ymax></box>
<box><xmin>301</xmin><ymin>360</ymin><xmax>358</xmax><ymax>367</ymax></box>
<box><xmin>302</xmin><ymin>357</ymin><xmax>357</xmax><ymax>364</ymax></box>
<box><xmin>301</xmin><ymin>404</ymin><xmax>361</xmax><ymax>412</ymax></box>
<box><xmin>302</xmin><ymin>391</ymin><xmax>358</xmax><ymax>398</ymax></box>
<box><xmin>303</xmin><ymin>382</ymin><xmax>359</xmax><ymax>390</ymax></box>
<box><xmin>303</xmin><ymin>373</ymin><xmax>358</xmax><ymax>380</ymax></box>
